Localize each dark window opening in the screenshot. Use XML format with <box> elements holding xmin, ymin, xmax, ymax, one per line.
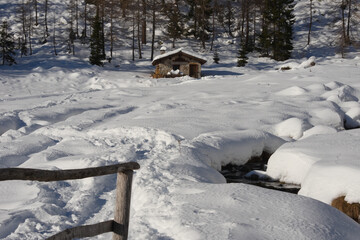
<box><xmin>173</xmin><ymin>65</ymin><xmax>180</xmax><ymax>70</ymax></box>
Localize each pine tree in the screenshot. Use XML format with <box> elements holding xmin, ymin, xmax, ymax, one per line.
<box><xmin>258</xmin><ymin>0</ymin><xmax>272</xmax><ymax>57</ymax></box>
<box><xmin>307</xmin><ymin>0</ymin><xmax>313</xmax><ymax>45</ymax></box>
<box><xmin>273</xmin><ymin>0</ymin><xmax>295</xmax><ymax>61</ymax></box>
<box><xmin>237</xmin><ymin>42</ymin><xmax>248</xmax><ymax>67</ymax></box>
<box><xmin>0</xmin><ymin>21</ymin><xmax>16</xmax><ymax>66</ymax></box>
<box><xmin>258</xmin><ymin>0</ymin><xmax>295</xmax><ymax>61</ymax></box>
<box><xmin>150</xmin><ymin>0</ymin><xmax>158</xmax><ymax>60</ymax></box>
<box><xmin>89</xmin><ymin>7</ymin><xmax>105</xmax><ymax>66</ymax></box>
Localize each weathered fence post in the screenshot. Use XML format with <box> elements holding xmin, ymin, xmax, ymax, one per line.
<box><xmin>0</xmin><ymin>162</ymin><xmax>140</xmax><ymax>239</ymax></box>
<box><xmin>113</xmin><ymin>168</ymin><xmax>134</xmax><ymax>240</ymax></box>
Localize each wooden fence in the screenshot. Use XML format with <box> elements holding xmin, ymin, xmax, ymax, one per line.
<box><xmin>0</xmin><ymin>162</ymin><xmax>140</xmax><ymax>240</ymax></box>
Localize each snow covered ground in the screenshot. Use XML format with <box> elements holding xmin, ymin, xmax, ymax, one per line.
<box><xmin>0</xmin><ymin>0</ymin><xmax>360</xmax><ymax>237</ymax></box>
<box><xmin>1</xmin><ymin>53</ymin><xmax>360</xmax><ymax>239</ymax></box>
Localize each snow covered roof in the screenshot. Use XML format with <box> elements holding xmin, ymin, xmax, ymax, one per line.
<box><xmin>152</xmin><ymin>48</ymin><xmax>207</xmax><ymax>66</ymax></box>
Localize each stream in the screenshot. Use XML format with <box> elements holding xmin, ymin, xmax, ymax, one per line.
<box><xmin>220</xmin><ymin>152</ymin><xmax>301</xmax><ymax>194</ymax></box>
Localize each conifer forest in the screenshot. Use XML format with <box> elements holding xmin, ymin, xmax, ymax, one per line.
<box><xmin>0</xmin><ymin>0</ymin><xmax>359</xmax><ymax>66</ymax></box>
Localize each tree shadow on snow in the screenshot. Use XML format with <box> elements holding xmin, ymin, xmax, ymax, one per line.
<box><xmin>202</xmin><ymin>69</ymin><xmax>243</xmax><ymax>76</ymax></box>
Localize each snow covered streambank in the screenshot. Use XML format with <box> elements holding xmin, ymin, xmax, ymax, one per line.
<box><xmin>188</xmin><ymin>130</ymin><xmax>285</xmax><ymax>171</ymax></box>
<box><xmin>1</xmin><ymin>126</ymin><xmax>360</xmax><ymax>239</ymax></box>
<box><xmin>266</xmin><ymin>129</ymin><xmax>360</xmax><ymax>222</ymax></box>
<box><xmin>123</xmin><ymin>128</ymin><xmax>360</xmax><ymax>240</ymax></box>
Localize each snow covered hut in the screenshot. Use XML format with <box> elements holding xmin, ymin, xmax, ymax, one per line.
<box><xmin>152</xmin><ymin>48</ymin><xmax>207</xmax><ymax>78</ymax></box>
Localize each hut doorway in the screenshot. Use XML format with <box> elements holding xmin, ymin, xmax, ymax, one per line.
<box><xmin>189</xmin><ymin>64</ymin><xmax>198</xmax><ymax>78</ymax></box>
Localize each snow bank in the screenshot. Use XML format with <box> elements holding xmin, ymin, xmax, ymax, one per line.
<box><xmin>276</xmin><ymin>86</ymin><xmax>308</xmax><ymax>96</ymax></box>
<box><xmin>267</xmin><ymin>129</ymin><xmax>360</xmax><ymax>204</ymax></box>
<box><xmin>344</xmin><ymin>106</ymin><xmax>360</xmax><ymax>128</ymax></box>
<box><xmin>0</xmin><ymin>181</ymin><xmax>39</xmax><ymax>210</ymax></box>
<box><xmin>272</xmin><ymin>117</ymin><xmax>311</xmax><ymax>140</ymax></box>
<box><xmin>0</xmin><ymin>134</ymin><xmax>57</xmax><ymax>167</ymax></box>
<box><xmin>322</xmin><ymin>85</ymin><xmax>359</xmax><ymax>103</ymax></box>
<box><xmin>189</xmin><ymin>130</ymin><xmax>285</xmax><ymax>170</ymax></box>
<box><xmin>300</xmin><ymin>125</ymin><xmax>337</xmax><ymax>139</ymax></box>
<box><xmin>271</xmin><ymin>80</ymin><xmax>360</xmax><ymax>139</ymax></box>
<box><xmin>299</xmin><ymin>161</ymin><xmax>360</xmax><ymax>204</ymax></box>
<box><xmin>0</xmin><ymin>113</ymin><xmax>26</xmax><ymax>135</ymax></box>
<box><xmin>277</xmin><ymin>56</ymin><xmax>316</xmax><ymax>70</ymax></box>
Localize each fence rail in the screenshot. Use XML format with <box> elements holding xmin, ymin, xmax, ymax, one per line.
<box><xmin>0</xmin><ymin>162</ymin><xmax>140</xmax><ymax>240</ymax></box>
<box><xmin>0</xmin><ymin>162</ymin><xmax>140</xmax><ymax>181</ymax></box>
<box><xmin>46</xmin><ymin>220</ymin><xmax>115</xmax><ymax>240</ymax></box>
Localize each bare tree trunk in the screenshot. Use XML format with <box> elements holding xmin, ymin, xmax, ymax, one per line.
<box><xmin>240</xmin><ymin>0</ymin><xmax>246</xmax><ymax>43</ymax></box>
<box><xmin>341</xmin><ymin>0</ymin><xmax>346</xmax><ymax>41</ymax></box>
<box><xmin>210</xmin><ymin>0</ymin><xmax>217</xmax><ymax>51</ymax></box>
<box><xmin>194</xmin><ymin>5</ymin><xmax>198</xmax><ymax>39</ymax></box>
<box><xmin>346</xmin><ymin>0</ymin><xmax>352</xmax><ymax>44</ymax></box>
<box><xmin>20</xmin><ymin>0</ymin><xmax>27</xmax><ymax>39</ymax></box>
<box><xmin>150</xmin><ymin>0</ymin><xmax>156</xmax><ymax>60</ymax></box>
<box><xmin>141</xmin><ymin>0</ymin><xmax>147</xmax><ymax>44</ymax></box>
<box><xmin>101</xmin><ymin>2</ymin><xmax>106</xmax><ymax>59</ymax></box>
<box><xmin>34</xmin><ymin>0</ymin><xmax>38</xmax><ymax>25</ymax></box>
<box><xmin>44</xmin><ymin>0</ymin><xmax>49</xmax><ymax>38</ymax></box>
<box><xmin>137</xmin><ymin>0</ymin><xmax>142</xmax><ymax>59</ymax></box>
<box><xmin>75</xmin><ymin>0</ymin><xmax>79</xmax><ymax>37</ymax></box>
<box><xmin>132</xmin><ymin>10</ymin><xmax>135</xmax><ymax>61</ymax></box>
<box><xmin>72</xmin><ymin>40</ymin><xmax>75</xmax><ymax>55</ymax></box>
<box><xmin>109</xmin><ymin>0</ymin><xmax>114</xmax><ymax>60</ymax></box>
<box><xmin>226</xmin><ymin>1</ymin><xmax>234</xmax><ymax>38</ymax></box>
<box><xmin>28</xmin><ymin>4</ymin><xmax>33</xmax><ymax>55</ymax></box>
<box><xmin>84</xmin><ymin>2</ymin><xmax>88</xmax><ymax>38</ymax></box>
<box><xmin>245</xmin><ymin>0</ymin><xmax>250</xmax><ymax>49</ymax></box>
<box><xmin>307</xmin><ymin>0</ymin><xmax>313</xmax><ymax>45</ymax></box>
<box><xmin>53</xmin><ymin>13</ymin><xmax>57</xmax><ymax>55</ymax></box>
<box><xmin>253</xmin><ymin>5</ymin><xmax>257</xmax><ymax>48</ymax></box>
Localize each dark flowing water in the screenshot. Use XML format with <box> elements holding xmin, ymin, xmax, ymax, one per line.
<box><xmin>220</xmin><ymin>152</ymin><xmax>300</xmax><ymax>194</ymax></box>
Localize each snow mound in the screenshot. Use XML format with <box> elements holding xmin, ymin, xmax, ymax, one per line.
<box><xmin>298</xmin><ymin>56</ymin><xmax>316</xmax><ymax>68</ymax></box>
<box><xmin>189</xmin><ymin>130</ymin><xmax>285</xmax><ymax>170</ymax></box>
<box><xmin>299</xmin><ymin>160</ymin><xmax>360</xmax><ymax>204</ymax></box>
<box><xmin>322</xmin><ymin>85</ymin><xmax>359</xmax><ymax>103</ymax></box>
<box><xmin>0</xmin><ymin>113</ymin><xmax>26</xmax><ymax>136</ymax></box>
<box><xmin>273</xmin><ymin>117</ymin><xmax>311</xmax><ymax>140</ymax></box>
<box><xmin>278</xmin><ymin>61</ymin><xmax>301</xmax><ymax>70</ymax></box>
<box><xmin>309</xmin><ymin>107</ymin><xmax>344</xmax><ymax>130</ymax></box>
<box><xmin>344</xmin><ymin>107</ymin><xmax>360</xmax><ymax>129</ymax></box>
<box><xmin>0</xmin><ymin>181</ymin><xmax>39</xmax><ymax>210</ymax></box>
<box><xmin>304</xmin><ymin>83</ymin><xmax>330</xmax><ymax>93</ymax></box>
<box><xmin>277</xmin><ymin>57</ymin><xmax>316</xmax><ymax>70</ymax></box>
<box><xmin>276</xmin><ymin>86</ymin><xmax>308</xmax><ymax>96</ymax></box>
<box><xmin>267</xmin><ymin>129</ymin><xmax>360</xmax><ymax>204</ymax></box>
<box><xmin>0</xmin><ymin>134</ymin><xmax>58</xmax><ymax>168</ymax></box>
<box><xmin>325</xmin><ymin>81</ymin><xmax>344</xmax><ymax>90</ymax></box>
<box><xmin>300</xmin><ymin>125</ymin><xmax>337</xmax><ymax>139</ymax></box>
